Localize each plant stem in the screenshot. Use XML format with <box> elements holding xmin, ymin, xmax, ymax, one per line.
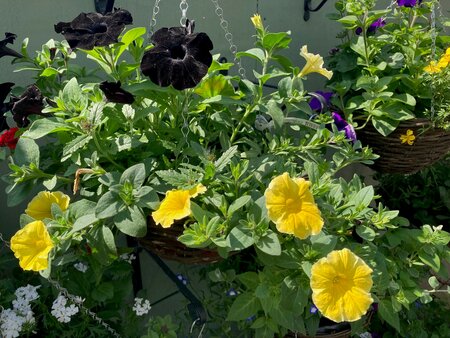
<box><xmin>92</xmin><ymin>130</ymin><xmax>125</xmax><ymax>170</ymax></box>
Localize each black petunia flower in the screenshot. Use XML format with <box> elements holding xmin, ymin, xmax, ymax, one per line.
<box><xmin>99</xmin><ymin>81</ymin><xmax>135</xmax><ymax>104</ymax></box>
<box><xmin>11</xmin><ymin>85</ymin><xmax>45</xmax><ymax>128</ymax></box>
<box><xmin>0</xmin><ymin>32</ymin><xmax>23</xmax><ymax>59</ymax></box>
<box><xmin>0</xmin><ymin>82</ymin><xmax>15</xmax><ymax>132</ymax></box>
<box><xmin>54</xmin><ymin>8</ymin><xmax>133</xmax><ymax>50</ymax></box>
<box><xmin>140</xmin><ymin>20</ymin><xmax>213</xmax><ymax>90</ymax></box>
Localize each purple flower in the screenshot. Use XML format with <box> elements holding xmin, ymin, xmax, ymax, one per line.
<box><xmin>245</xmin><ymin>315</ymin><xmax>256</xmax><ymax>323</ymax></box>
<box><xmin>371</xmin><ymin>302</ymin><xmax>379</xmax><ymax>312</ymax></box>
<box><xmin>331</xmin><ymin>112</ymin><xmax>357</xmax><ymax>141</ymax></box>
<box><xmin>309</xmin><ymin>305</ymin><xmax>318</xmax><ymax>314</ymax></box>
<box><xmin>309</xmin><ymin>91</ymin><xmax>333</xmax><ymax>112</ymax></box>
<box><xmin>356</xmin><ymin>18</ymin><xmax>386</xmax><ymax>36</ymax></box>
<box><xmin>397</xmin><ymin>0</ymin><xmax>422</xmax><ymax>7</ymax></box>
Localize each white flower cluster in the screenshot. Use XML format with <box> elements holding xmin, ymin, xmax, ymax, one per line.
<box><xmin>51</xmin><ymin>294</ymin><xmax>79</xmax><ymax>323</ymax></box>
<box><xmin>132</xmin><ymin>297</ymin><xmax>151</xmax><ymax>316</ymax></box>
<box><xmin>73</xmin><ymin>262</ymin><xmax>89</xmax><ymax>273</ymax></box>
<box><xmin>0</xmin><ymin>284</ymin><xmax>40</xmax><ymax>338</ymax></box>
<box><xmin>120</xmin><ymin>253</ymin><xmax>136</xmax><ymax>264</ymax></box>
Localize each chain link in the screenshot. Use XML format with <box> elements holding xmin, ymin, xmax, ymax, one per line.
<box><xmin>430</xmin><ymin>1</ymin><xmax>437</xmax><ymax>119</ymax></box>
<box><xmin>180</xmin><ymin>0</ymin><xmax>189</xmax><ymax>26</ymax></box>
<box><xmin>210</xmin><ymin>0</ymin><xmax>247</xmax><ymax>78</ymax></box>
<box><xmin>47</xmin><ymin>277</ymin><xmax>121</xmax><ymax>338</ymax></box>
<box><xmin>149</xmin><ymin>0</ymin><xmax>161</xmax><ymax>37</ymax></box>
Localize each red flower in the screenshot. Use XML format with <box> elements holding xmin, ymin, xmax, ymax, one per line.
<box><xmin>0</xmin><ymin>127</ymin><xmax>19</xmax><ymax>149</ymax></box>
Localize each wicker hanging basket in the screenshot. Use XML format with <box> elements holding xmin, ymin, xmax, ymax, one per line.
<box><xmin>357</xmin><ymin>118</ymin><xmax>450</xmax><ymax>174</ymax></box>
<box><xmin>138</xmin><ymin>217</ymin><xmax>225</xmax><ymax>264</ymax></box>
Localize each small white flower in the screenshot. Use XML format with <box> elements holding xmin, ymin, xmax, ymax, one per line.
<box><xmin>74</xmin><ymin>262</ymin><xmax>89</xmax><ymax>273</ymax></box>
<box><xmin>132</xmin><ymin>297</ymin><xmax>151</xmax><ymax>316</ymax></box>
<box><xmin>0</xmin><ymin>308</ymin><xmax>25</xmax><ymax>338</ymax></box>
<box><xmin>12</xmin><ymin>298</ymin><xmax>32</xmax><ymax>315</ymax></box>
<box><xmin>51</xmin><ymin>294</ymin><xmax>79</xmax><ymax>323</ymax></box>
<box><xmin>359</xmin><ymin>333</ymin><xmax>372</xmax><ymax>338</ymax></box>
<box><xmin>14</xmin><ymin>285</ymin><xmax>40</xmax><ymax>303</ymax></box>
<box><xmin>120</xmin><ymin>253</ymin><xmax>136</xmax><ymax>264</ymax></box>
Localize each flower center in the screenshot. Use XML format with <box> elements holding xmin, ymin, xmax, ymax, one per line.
<box><xmin>169</xmin><ymin>44</ymin><xmax>187</xmax><ymax>60</ymax></box>
<box><xmin>285</xmin><ymin>198</ymin><xmax>301</xmax><ymax>213</ymax></box>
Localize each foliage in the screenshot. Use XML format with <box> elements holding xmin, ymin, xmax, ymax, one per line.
<box><xmin>0</xmin><ymin>7</ymin><xmax>448</xmax><ymax>338</ymax></box>
<box><xmin>326</xmin><ymin>0</ymin><xmax>450</xmax><ymax>136</ymax></box>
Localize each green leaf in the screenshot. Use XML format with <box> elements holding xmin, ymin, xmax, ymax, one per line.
<box><xmin>14</xmin><ymin>138</ymin><xmax>40</xmax><ymax>167</ymax></box>
<box><xmin>266</xmin><ymin>100</ymin><xmax>284</xmax><ymax>132</ymax></box>
<box><xmin>69</xmin><ymin>214</ymin><xmax>98</xmax><ymax>235</ymax></box>
<box><xmin>120</xmin><ymin>163</ymin><xmax>146</xmax><ymax>188</ymax></box>
<box><xmin>428</xmin><ymin>276</ymin><xmax>439</xmax><ymax>289</ymax></box>
<box><xmin>261</xmin><ymin>32</ymin><xmax>291</xmax><ymax>51</ymax></box>
<box><xmin>372</xmin><ymin>117</ymin><xmax>399</xmax><ymax>136</ymax></box>
<box><xmin>116</xmin><ymin>27</ymin><xmax>146</xmax><ymax>61</ymax></box>
<box><xmin>356</xmin><ymin>225</ymin><xmax>376</xmax><ymax>241</ymax></box>
<box><xmin>62</xmin><ymin>77</ymin><xmax>83</xmax><ymax>104</ymax></box>
<box><xmin>238</xmin><ymin>272</ymin><xmax>259</xmax><ymax>289</ymax></box>
<box><xmin>205</xmin><ymin>216</ymin><xmax>222</xmax><ymax>237</ymax></box>
<box><xmin>418</xmin><ymin>249</ymin><xmax>440</xmax><ymax>272</ymax></box>
<box><xmin>91</xmin><ymin>282</ymin><xmax>114</xmax><ymax>302</ymax></box>
<box><xmin>236</xmin><ymin>48</ymin><xmax>265</xmax><ymax>63</ymax></box>
<box><xmin>214</xmin><ymin>145</ymin><xmax>238</xmax><ymax>173</ymax></box>
<box><xmin>42</xmin><ymin>175</ymin><xmax>57</xmax><ymax>190</ymax></box>
<box><xmin>228</xmin><ymin>195</ymin><xmax>251</xmax><ymax>216</ymax></box>
<box><xmin>227</xmin><ymin>226</ymin><xmax>254</xmax><ymax>250</ymax></box>
<box><xmin>23</xmin><ymin>119</ymin><xmax>72</xmax><ymax>139</ymax></box>
<box><xmin>256</xmin><ymin>230</ymin><xmax>281</xmax><ymax>256</ymax></box>
<box><xmin>379</xmin><ymin>299</ymin><xmax>401</xmax><ymax>332</ymax></box>
<box><xmin>352</xmin><ymin>186</ymin><xmax>374</xmax><ymax>208</ymax></box>
<box><xmin>226</xmin><ymin>293</ymin><xmax>261</xmax><ymax>321</ymax></box>
<box><xmin>40</xmin><ymin>67</ymin><xmax>59</xmax><ymax>77</ymax></box>
<box><xmin>62</xmin><ymin>134</ymin><xmax>92</xmax><ymax>161</ymax></box>
<box><xmin>114</xmin><ymin>205</ymin><xmax>147</xmax><ymax>237</ymax></box>
<box><xmin>95</xmin><ymin>191</ymin><xmax>124</xmax><ymax>219</ymax></box>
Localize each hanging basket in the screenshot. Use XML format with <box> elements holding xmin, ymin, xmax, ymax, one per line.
<box><xmin>357</xmin><ymin>118</ymin><xmax>450</xmax><ymax>174</ymax></box>
<box><xmin>138</xmin><ymin>217</ymin><xmax>225</xmax><ymax>265</ymax></box>
<box><xmin>284</xmin><ymin>324</ymin><xmax>350</xmax><ymax>338</ymax></box>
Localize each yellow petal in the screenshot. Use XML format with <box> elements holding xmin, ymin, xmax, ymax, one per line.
<box><xmin>152</xmin><ymin>190</ymin><xmax>191</xmax><ymax>228</ymax></box>
<box><xmin>265</xmin><ymin>172</ymin><xmax>323</xmax><ymax>239</ymax></box>
<box><xmin>310</xmin><ymin>248</ymin><xmax>373</xmax><ymax>322</ymax></box>
<box><xmin>25</xmin><ymin>191</ymin><xmax>70</xmax><ymax>220</ymax></box>
<box><xmin>250</xmin><ymin>14</ymin><xmax>264</xmax><ymax>31</ymax></box>
<box><xmin>10</xmin><ymin>220</ymin><xmax>54</xmax><ymax>271</ymax></box>
<box><xmin>188</xmin><ymin>184</ymin><xmax>207</xmax><ymax>198</ymax></box>
<box><xmin>299</xmin><ymin>45</ymin><xmax>333</xmax><ymax>80</ymax></box>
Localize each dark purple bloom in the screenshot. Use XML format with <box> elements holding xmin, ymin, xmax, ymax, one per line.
<box><xmin>371</xmin><ymin>302</ymin><xmax>379</xmax><ymax>312</ymax></box>
<box><xmin>0</xmin><ymin>33</ymin><xmax>23</xmax><ymax>59</ymax></box>
<box><xmin>309</xmin><ymin>91</ymin><xmax>333</xmax><ymax>112</ymax></box>
<box><xmin>397</xmin><ymin>0</ymin><xmax>422</xmax><ymax>7</ymax></box>
<box><xmin>332</xmin><ymin>112</ymin><xmax>357</xmax><ymax>141</ymax></box>
<box><xmin>0</xmin><ymin>82</ymin><xmax>14</xmax><ymax>132</ymax></box>
<box><xmin>11</xmin><ymin>85</ymin><xmax>45</xmax><ymax>128</ymax></box>
<box><xmin>356</xmin><ymin>18</ymin><xmax>386</xmax><ymax>35</ymax></box>
<box><xmin>54</xmin><ymin>9</ymin><xmax>133</xmax><ymax>50</ymax></box>
<box><xmin>140</xmin><ymin>19</ymin><xmax>213</xmax><ymax>90</ymax></box>
<box><xmin>99</xmin><ymin>81</ymin><xmax>134</xmax><ymax>104</ymax></box>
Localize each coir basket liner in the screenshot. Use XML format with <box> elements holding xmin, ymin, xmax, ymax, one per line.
<box><xmin>357</xmin><ymin>118</ymin><xmax>450</xmax><ymax>174</ymax></box>
<box><xmin>138</xmin><ymin>217</ymin><xmax>224</xmax><ymax>264</ymax></box>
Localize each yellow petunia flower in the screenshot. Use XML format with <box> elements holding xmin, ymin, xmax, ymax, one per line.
<box><xmin>424</xmin><ymin>60</ymin><xmax>443</xmax><ymax>73</ymax></box>
<box><xmin>10</xmin><ymin>220</ymin><xmax>54</xmax><ymax>271</ymax></box>
<box><xmin>399</xmin><ymin>129</ymin><xmax>415</xmax><ymax>145</ymax></box>
<box><xmin>265</xmin><ymin>172</ymin><xmax>324</xmax><ymax>239</ymax></box>
<box><xmin>437</xmin><ymin>54</ymin><xmax>450</xmax><ymax>68</ymax></box>
<box><xmin>299</xmin><ymin>45</ymin><xmax>333</xmax><ymax>80</ymax></box>
<box><xmin>188</xmin><ymin>183</ymin><xmax>207</xmax><ymax>198</ymax></box>
<box><xmin>25</xmin><ymin>191</ymin><xmax>70</xmax><ymax>220</ymax></box>
<box><xmin>310</xmin><ymin>248</ymin><xmax>373</xmax><ymax>323</ymax></box>
<box><xmin>152</xmin><ymin>184</ymin><xmax>206</xmax><ymax>228</ymax></box>
<box><xmin>250</xmin><ymin>14</ymin><xmax>264</xmax><ymax>31</ymax></box>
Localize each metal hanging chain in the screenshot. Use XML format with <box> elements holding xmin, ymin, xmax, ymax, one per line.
<box><xmin>149</xmin><ymin>0</ymin><xmax>162</xmax><ymax>37</ymax></box>
<box><xmin>47</xmin><ymin>277</ymin><xmax>121</xmax><ymax>338</ymax></box>
<box><xmin>430</xmin><ymin>0</ymin><xmax>437</xmax><ymax>119</ymax></box>
<box><xmin>180</xmin><ymin>0</ymin><xmax>189</xmax><ymax>26</ymax></box>
<box><xmin>210</xmin><ymin>0</ymin><xmax>247</xmax><ymax>78</ymax></box>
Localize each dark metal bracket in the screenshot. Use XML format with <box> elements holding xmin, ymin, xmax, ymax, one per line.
<box><xmin>304</xmin><ymin>0</ymin><xmax>329</xmax><ymax>21</ymax></box>
<box><xmin>94</xmin><ymin>0</ymin><xmax>115</xmax><ymax>14</ymax></box>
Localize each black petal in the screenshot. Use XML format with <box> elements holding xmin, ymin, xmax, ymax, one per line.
<box><xmin>11</xmin><ymin>85</ymin><xmax>45</xmax><ymax>128</ymax></box>
<box><xmin>0</xmin><ymin>82</ymin><xmax>14</xmax><ymax>132</ymax></box>
<box><xmin>99</xmin><ymin>81</ymin><xmax>135</xmax><ymax>104</ymax></box>
<box><xmin>0</xmin><ymin>32</ymin><xmax>23</xmax><ymax>59</ymax></box>
<box><xmin>55</xmin><ymin>9</ymin><xmax>133</xmax><ymax>50</ymax></box>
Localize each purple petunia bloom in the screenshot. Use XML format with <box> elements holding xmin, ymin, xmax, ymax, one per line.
<box><xmin>332</xmin><ymin>112</ymin><xmax>357</xmax><ymax>141</ymax></box>
<box><xmin>397</xmin><ymin>0</ymin><xmax>422</xmax><ymax>7</ymax></box>
<box><xmin>356</xmin><ymin>18</ymin><xmax>386</xmax><ymax>35</ymax></box>
<box><xmin>309</xmin><ymin>91</ymin><xmax>333</xmax><ymax>112</ymax></box>
<box><xmin>309</xmin><ymin>305</ymin><xmax>318</xmax><ymax>314</ymax></box>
